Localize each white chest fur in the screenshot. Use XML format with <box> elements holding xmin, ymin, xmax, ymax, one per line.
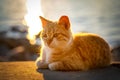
<box><xmin>43</xmin><ymin>46</ymin><xmax>53</xmax><ymax>63</ymax></box>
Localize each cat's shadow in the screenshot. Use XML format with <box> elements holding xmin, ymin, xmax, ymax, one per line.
<box><xmin>37</xmin><ymin>65</ymin><xmax>120</xmax><ymax>80</ymax></box>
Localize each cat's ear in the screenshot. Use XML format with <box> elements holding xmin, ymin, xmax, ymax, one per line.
<box><xmin>58</xmin><ymin>16</ymin><xmax>70</xmax><ymax>30</ymax></box>
<box><xmin>39</xmin><ymin>16</ymin><xmax>48</xmax><ymax>28</ymax></box>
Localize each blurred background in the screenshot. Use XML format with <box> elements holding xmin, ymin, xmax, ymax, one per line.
<box><xmin>0</xmin><ymin>0</ymin><xmax>120</xmax><ymax>62</ymax></box>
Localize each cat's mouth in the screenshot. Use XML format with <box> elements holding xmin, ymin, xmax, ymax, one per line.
<box><xmin>46</xmin><ymin>42</ymin><xmax>53</xmax><ymax>48</ymax></box>
<box><xmin>47</xmin><ymin>40</ymin><xmax>52</xmax><ymax>46</ymax></box>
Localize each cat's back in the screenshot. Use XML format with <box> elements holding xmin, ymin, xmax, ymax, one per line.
<box><xmin>73</xmin><ymin>32</ymin><xmax>109</xmax><ymax>48</ymax></box>
<box><xmin>73</xmin><ymin>32</ymin><xmax>111</xmax><ymax>69</ymax></box>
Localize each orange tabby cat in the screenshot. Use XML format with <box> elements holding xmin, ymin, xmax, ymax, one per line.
<box><xmin>36</xmin><ymin>15</ymin><xmax>111</xmax><ymax>71</ymax></box>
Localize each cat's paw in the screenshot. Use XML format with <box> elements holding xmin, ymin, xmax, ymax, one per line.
<box><xmin>35</xmin><ymin>58</ymin><xmax>48</xmax><ymax>69</ymax></box>
<box><xmin>48</xmin><ymin>62</ymin><xmax>60</xmax><ymax>71</ymax></box>
<box><xmin>35</xmin><ymin>59</ymin><xmax>42</xmax><ymax>68</ymax></box>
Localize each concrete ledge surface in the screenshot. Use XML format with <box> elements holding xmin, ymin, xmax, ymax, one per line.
<box><xmin>0</xmin><ymin>61</ymin><xmax>120</xmax><ymax>80</ymax></box>
<box><xmin>0</xmin><ymin>61</ymin><xmax>43</xmax><ymax>80</ymax></box>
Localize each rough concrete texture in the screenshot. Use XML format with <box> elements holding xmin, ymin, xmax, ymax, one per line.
<box><xmin>0</xmin><ymin>61</ymin><xmax>120</xmax><ymax>80</ymax></box>
<box><xmin>0</xmin><ymin>61</ymin><xmax>43</xmax><ymax>80</ymax></box>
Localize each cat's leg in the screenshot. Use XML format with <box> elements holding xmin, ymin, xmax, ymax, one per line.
<box><xmin>48</xmin><ymin>61</ymin><xmax>86</xmax><ymax>71</ymax></box>
<box><xmin>48</xmin><ymin>62</ymin><xmax>63</xmax><ymax>71</ymax></box>
<box><xmin>48</xmin><ymin>61</ymin><xmax>72</xmax><ymax>71</ymax></box>
<box><xmin>36</xmin><ymin>51</ymin><xmax>48</xmax><ymax>69</ymax></box>
<box><xmin>36</xmin><ymin>57</ymin><xmax>48</xmax><ymax>69</ymax></box>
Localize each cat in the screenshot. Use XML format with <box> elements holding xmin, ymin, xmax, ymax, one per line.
<box><xmin>36</xmin><ymin>15</ymin><xmax>111</xmax><ymax>71</ymax></box>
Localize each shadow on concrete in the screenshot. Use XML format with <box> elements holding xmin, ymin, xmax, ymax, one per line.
<box><xmin>37</xmin><ymin>66</ymin><xmax>120</xmax><ymax>80</ymax></box>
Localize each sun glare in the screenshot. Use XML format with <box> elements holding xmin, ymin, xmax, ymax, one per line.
<box><xmin>24</xmin><ymin>0</ymin><xmax>43</xmax><ymax>44</ymax></box>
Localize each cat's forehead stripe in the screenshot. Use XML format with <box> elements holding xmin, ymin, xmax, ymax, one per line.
<box><xmin>45</xmin><ymin>23</ymin><xmax>59</xmax><ymax>33</ymax></box>
<box><xmin>43</xmin><ymin>22</ymin><xmax>69</xmax><ymax>36</ymax></box>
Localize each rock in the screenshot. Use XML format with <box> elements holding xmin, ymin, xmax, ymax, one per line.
<box><xmin>0</xmin><ymin>45</ymin><xmax>10</xmax><ymax>56</ymax></box>
<box><xmin>0</xmin><ymin>36</ymin><xmax>41</xmax><ymax>61</ymax></box>
<box><xmin>10</xmin><ymin>25</ymin><xmax>27</xmax><ymax>33</ymax></box>
<box><xmin>0</xmin><ymin>45</ymin><xmax>10</xmax><ymax>61</ymax></box>
<box><xmin>111</xmin><ymin>46</ymin><xmax>120</xmax><ymax>61</ymax></box>
<box><xmin>0</xmin><ymin>25</ymin><xmax>41</xmax><ymax>61</ymax></box>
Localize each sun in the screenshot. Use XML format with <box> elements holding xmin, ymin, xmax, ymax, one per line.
<box><xmin>24</xmin><ymin>0</ymin><xmax>43</xmax><ymax>44</ymax></box>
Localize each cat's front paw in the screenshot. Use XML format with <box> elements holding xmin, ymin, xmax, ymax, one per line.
<box><xmin>49</xmin><ymin>62</ymin><xmax>60</xmax><ymax>71</ymax></box>
<box><xmin>35</xmin><ymin>58</ymin><xmax>42</xmax><ymax>68</ymax></box>
<box><xmin>35</xmin><ymin>58</ymin><xmax>48</xmax><ymax>69</ymax></box>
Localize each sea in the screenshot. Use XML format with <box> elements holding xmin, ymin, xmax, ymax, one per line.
<box><xmin>0</xmin><ymin>0</ymin><xmax>120</xmax><ymax>47</ymax></box>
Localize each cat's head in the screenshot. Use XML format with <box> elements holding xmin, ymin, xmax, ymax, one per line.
<box><xmin>39</xmin><ymin>15</ymin><xmax>73</xmax><ymax>49</ymax></box>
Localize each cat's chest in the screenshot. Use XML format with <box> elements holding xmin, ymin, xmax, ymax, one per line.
<box><xmin>44</xmin><ymin>47</ymin><xmax>62</xmax><ymax>63</ymax></box>
<box><xmin>44</xmin><ymin>47</ymin><xmax>53</xmax><ymax>63</ymax></box>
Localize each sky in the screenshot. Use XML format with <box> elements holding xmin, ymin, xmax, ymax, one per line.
<box><xmin>41</xmin><ymin>0</ymin><xmax>120</xmax><ymax>45</ymax></box>
<box><xmin>0</xmin><ymin>0</ymin><xmax>120</xmax><ymax>46</ymax></box>
<box><xmin>0</xmin><ymin>0</ymin><xmax>26</xmax><ymax>24</ymax></box>
<box><xmin>0</xmin><ymin>0</ymin><xmax>26</xmax><ymax>31</ymax></box>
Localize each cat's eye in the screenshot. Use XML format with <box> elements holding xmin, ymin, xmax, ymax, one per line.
<box><xmin>54</xmin><ymin>34</ymin><xmax>58</xmax><ymax>37</ymax></box>
<box><xmin>42</xmin><ymin>34</ymin><xmax>47</xmax><ymax>38</ymax></box>
<box><xmin>54</xmin><ymin>33</ymin><xmax>61</xmax><ymax>37</ymax></box>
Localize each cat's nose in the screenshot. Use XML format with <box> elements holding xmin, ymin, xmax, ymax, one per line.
<box><xmin>47</xmin><ymin>39</ymin><xmax>52</xmax><ymax>45</ymax></box>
